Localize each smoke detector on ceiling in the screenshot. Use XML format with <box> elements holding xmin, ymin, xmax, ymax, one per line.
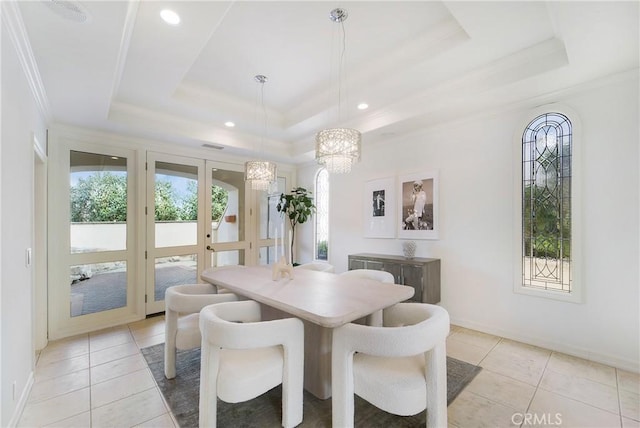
<box><xmin>44</xmin><ymin>0</ymin><xmax>91</xmax><ymax>23</ymax></box>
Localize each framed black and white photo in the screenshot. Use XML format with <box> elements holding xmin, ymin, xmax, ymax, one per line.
<box><xmin>398</xmin><ymin>171</ymin><xmax>439</xmax><ymax>239</ymax></box>
<box><xmin>363</xmin><ymin>177</ymin><xmax>395</xmax><ymax>238</ymax></box>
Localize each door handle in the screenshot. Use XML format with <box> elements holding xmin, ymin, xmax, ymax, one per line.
<box><xmin>206</xmin><ymin>245</ymin><xmax>215</xmax><ymax>251</ymax></box>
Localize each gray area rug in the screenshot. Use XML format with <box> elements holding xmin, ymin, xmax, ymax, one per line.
<box><xmin>142</xmin><ymin>343</ymin><xmax>481</xmax><ymax>428</ymax></box>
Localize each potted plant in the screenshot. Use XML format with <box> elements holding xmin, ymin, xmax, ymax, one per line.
<box><xmin>276</xmin><ymin>187</ymin><xmax>316</xmax><ymax>265</ymax></box>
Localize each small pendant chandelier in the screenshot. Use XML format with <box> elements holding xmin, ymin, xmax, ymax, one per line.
<box><xmin>315</xmin><ymin>8</ymin><xmax>361</xmax><ymax>174</ymax></box>
<box><xmin>245</xmin><ymin>74</ymin><xmax>277</xmax><ymax>191</ymax></box>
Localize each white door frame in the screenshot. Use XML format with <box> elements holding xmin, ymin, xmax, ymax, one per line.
<box><xmin>33</xmin><ymin>136</ymin><xmax>48</xmax><ymax>350</ymax></box>
<box><xmin>48</xmin><ymin>140</ymin><xmax>140</xmax><ymax>339</ymax></box>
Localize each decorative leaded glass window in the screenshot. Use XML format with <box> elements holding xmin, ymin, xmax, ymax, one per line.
<box><xmin>315</xmin><ymin>168</ymin><xmax>329</xmax><ymax>261</ymax></box>
<box><xmin>522</xmin><ymin>112</ymin><xmax>572</xmax><ymax>292</ymax></box>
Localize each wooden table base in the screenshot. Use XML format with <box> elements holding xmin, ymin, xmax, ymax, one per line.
<box><xmin>262</xmin><ymin>305</ymin><xmax>332</xmax><ymax>399</ymax></box>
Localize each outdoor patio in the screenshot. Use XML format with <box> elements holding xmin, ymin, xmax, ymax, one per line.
<box><xmin>70</xmin><ymin>265</ymin><xmax>196</xmax><ymax>316</ymax></box>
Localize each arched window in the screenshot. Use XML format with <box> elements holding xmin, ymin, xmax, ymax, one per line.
<box><xmin>315</xmin><ymin>168</ymin><xmax>329</xmax><ymax>261</ymax></box>
<box><xmin>521</xmin><ymin>112</ymin><xmax>572</xmax><ymax>293</ymax></box>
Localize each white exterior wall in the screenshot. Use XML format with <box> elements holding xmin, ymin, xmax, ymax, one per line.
<box><xmin>70</xmin><ymin>223</ymin><xmax>204</xmax><ymax>251</ymax></box>
<box><xmin>298</xmin><ymin>72</ymin><xmax>639</xmax><ymax>372</ymax></box>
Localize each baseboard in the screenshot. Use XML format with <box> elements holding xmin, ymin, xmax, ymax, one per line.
<box><xmin>450</xmin><ymin>316</ymin><xmax>640</xmax><ymax>374</ymax></box>
<box><xmin>7</xmin><ymin>371</ymin><xmax>34</xmax><ymax>428</ymax></box>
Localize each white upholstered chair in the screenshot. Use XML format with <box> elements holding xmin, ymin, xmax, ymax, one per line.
<box><xmin>199</xmin><ymin>300</ymin><xmax>304</xmax><ymax>428</ymax></box>
<box><xmin>296</xmin><ymin>261</ymin><xmax>335</xmax><ymax>273</ymax></box>
<box><xmin>164</xmin><ymin>283</ymin><xmax>238</xmax><ymax>379</ymax></box>
<box><xmin>332</xmin><ymin>302</ymin><xmax>450</xmax><ymax>428</ymax></box>
<box><xmin>339</xmin><ymin>269</ymin><xmax>395</xmax><ymax>326</ymax></box>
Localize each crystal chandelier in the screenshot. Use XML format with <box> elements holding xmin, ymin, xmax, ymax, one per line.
<box><xmin>245</xmin><ymin>159</ymin><xmax>277</xmax><ymax>191</ymax></box>
<box><xmin>315</xmin><ymin>8</ymin><xmax>361</xmax><ymax>174</ymax></box>
<box><xmin>245</xmin><ymin>75</ymin><xmax>277</xmax><ymax>191</ymax></box>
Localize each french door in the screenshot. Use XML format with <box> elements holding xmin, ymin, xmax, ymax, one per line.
<box><xmin>204</xmin><ymin>163</ymin><xmax>285</xmax><ymax>269</ymax></box>
<box><xmin>145</xmin><ymin>153</ymin><xmax>203</xmax><ymax>314</ymax></box>
<box><xmin>49</xmin><ymin>143</ymin><xmax>286</xmax><ymax>337</ymax></box>
<box><xmin>145</xmin><ymin>154</ymin><xmax>270</xmax><ymax>314</ymax></box>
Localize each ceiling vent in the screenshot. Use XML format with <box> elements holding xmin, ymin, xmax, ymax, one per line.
<box><xmin>202</xmin><ymin>143</ymin><xmax>224</xmax><ymax>150</ymax></box>
<box><xmin>44</xmin><ymin>0</ymin><xmax>91</xmax><ymax>23</ymax></box>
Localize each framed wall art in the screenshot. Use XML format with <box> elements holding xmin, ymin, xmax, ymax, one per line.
<box><xmin>397</xmin><ymin>171</ymin><xmax>439</xmax><ymax>240</ymax></box>
<box><xmin>363</xmin><ymin>177</ymin><xmax>395</xmax><ymax>238</ymax></box>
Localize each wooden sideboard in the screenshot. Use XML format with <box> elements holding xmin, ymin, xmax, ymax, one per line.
<box><xmin>348</xmin><ymin>253</ymin><xmax>441</xmax><ymax>304</ymax></box>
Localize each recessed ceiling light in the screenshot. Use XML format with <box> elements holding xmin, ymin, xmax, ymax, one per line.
<box><xmin>224</xmin><ymin>121</ymin><xmax>235</xmax><ymax>128</ymax></box>
<box><xmin>160</xmin><ymin>9</ymin><xmax>180</xmax><ymax>25</ymax></box>
<box><xmin>357</xmin><ymin>103</ymin><xmax>369</xmax><ymax>110</ymax></box>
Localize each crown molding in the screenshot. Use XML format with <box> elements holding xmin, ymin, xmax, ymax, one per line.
<box><xmin>1</xmin><ymin>0</ymin><xmax>52</xmax><ymax>122</ymax></box>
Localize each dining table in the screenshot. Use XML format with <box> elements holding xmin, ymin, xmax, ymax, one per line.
<box><xmin>200</xmin><ymin>265</ymin><xmax>414</xmax><ymax>399</ymax></box>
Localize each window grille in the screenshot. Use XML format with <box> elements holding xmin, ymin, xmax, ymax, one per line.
<box><xmin>522</xmin><ymin>113</ymin><xmax>572</xmax><ymax>292</ymax></box>
<box><xmin>315</xmin><ymin>168</ymin><xmax>329</xmax><ymax>261</ymax></box>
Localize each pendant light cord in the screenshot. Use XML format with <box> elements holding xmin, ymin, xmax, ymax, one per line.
<box><xmin>254</xmin><ymin>75</ymin><xmax>268</xmax><ymax>156</ymax></box>
<box><xmin>260</xmin><ymin>79</ymin><xmax>266</xmax><ymax>149</ymax></box>
<box><xmin>337</xmin><ymin>19</ymin><xmax>346</xmax><ymax>124</ymax></box>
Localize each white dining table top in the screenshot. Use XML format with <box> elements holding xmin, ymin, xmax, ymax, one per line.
<box><xmin>200</xmin><ymin>266</ymin><xmax>415</xmax><ymax>328</ymax></box>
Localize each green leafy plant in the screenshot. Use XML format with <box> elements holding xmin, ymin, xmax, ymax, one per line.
<box><xmin>316</xmin><ymin>240</ymin><xmax>328</xmax><ymax>261</ymax></box>
<box><xmin>276</xmin><ymin>187</ymin><xmax>316</xmax><ymax>265</ymax></box>
<box><xmin>70</xmin><ymin>172</ymin><xmax>127</xmax><ymax>222</ymax></box>
<box><xmin>180</xmin><ymin>182</ymin><xmax>229</xmax><ymax>223</ymax></box>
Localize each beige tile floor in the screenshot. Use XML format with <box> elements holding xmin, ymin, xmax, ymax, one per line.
<box><xmin>18</xmin><ymin>317</ymin><xmax>640</xmax><ymax>428</ymax></box>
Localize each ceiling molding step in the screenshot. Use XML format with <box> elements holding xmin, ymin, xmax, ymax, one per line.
<box><xmin>107</xmin><ymin>0</ymin><xmax>140</xmax><ymax>114</ymax></box>
<box><xmin>367</xmin><ymin>66</ymin><xmax>640</xmax><ymax>149</ymax></box>
<box><xmin>290</xmin><ymin>38</ymin><xmax>571</xmax><ymax>159</ymax></box>
<box><xmin>208</xmin><ymin>66</ymin><xmax>640</xmax><ymax>163</ymax></box>
<box><xmin>116</xmin><ymin>2</ymin><xmax>236</xmax><ymax>106</ymax></box>
<box><xmin>1</xmin><ymin>0</ymin><xmax>52</xmax><ymax>122</ymax></box>
<box><xmin>352</xmin><ymin>38</ymin><xmax>569</xmax><ymax>134</ymax></box>
<box><xmin>282</xmin><ymin>18</ymin><xmax>470</xmax><ymax>129</ymax></box>
<box><xmin>49</xmin><ymin>122</ymin><xmax>296</xmax><ymax>169</ymax></box>
<box><xmin>173</xmin><ymin>81</ymin><xmax>286</xmax><ymax>129</ymax></box>
<box><xmin>107</xmin><ymin>101</ymin><xmax>291</xmax><ymax>158</ymax></box>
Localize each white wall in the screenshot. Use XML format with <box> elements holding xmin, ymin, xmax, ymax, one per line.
<box><xmin>1</xmin><ymin>20</ymin><xmax>47</xmax><ymax>426</ymax></box>
<box><xmin>298</xmin><ymin>72</ymin><xmax>639</xmax><ymax>372</ymax></box>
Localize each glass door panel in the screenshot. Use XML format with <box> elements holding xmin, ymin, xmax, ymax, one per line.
<box><xmin>210</xmin><ymin>249</ymin><xmax>245</xmax><ymax>268</ymax></box>
<box><xmin>70</xmin><ymin>260</ymin><xmax>127</xmax><ymax>317</ymax></box>
<box><xmin>70</xmin><ymin>151</ymin><xmax>128</xmax><ymax>253</ymax></box>
<box><xmin>154</xmin><ymin>254</ymin><xmax>198</xmax><ymax>301</ymax></box>
<box><xmin>68</xmin><ymin>150</ymin><xmax>131</xmax><ymax>318</ymax></box>
<box><xmin>205</xmin><ymin>164</ymin><xmax>248</xmax><ymax>266</ymax></box>
<box><xmin>146</xmin><ymin>153</ymin><xmax>204</xmax><ymax>314</ymax></box>
<box><xmin>258</xmin><ymin>177</ymin><xmax>286</xmax><ymax>265</ymax></box>
<box><xmin>154</xmin><ymin>161</ymin><xmax>199</xmax><ymax>247</ymax></box>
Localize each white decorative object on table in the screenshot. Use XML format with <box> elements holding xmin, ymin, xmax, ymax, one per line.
<box><xmin>272</xmin><ymin>256</ymin><xmax>294</xmax><ymax>280</ymax></box>
<box><xmin>402</xmin><ymin>241</ymin><xmax>417</xmax><ymax>259</ymax></box>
